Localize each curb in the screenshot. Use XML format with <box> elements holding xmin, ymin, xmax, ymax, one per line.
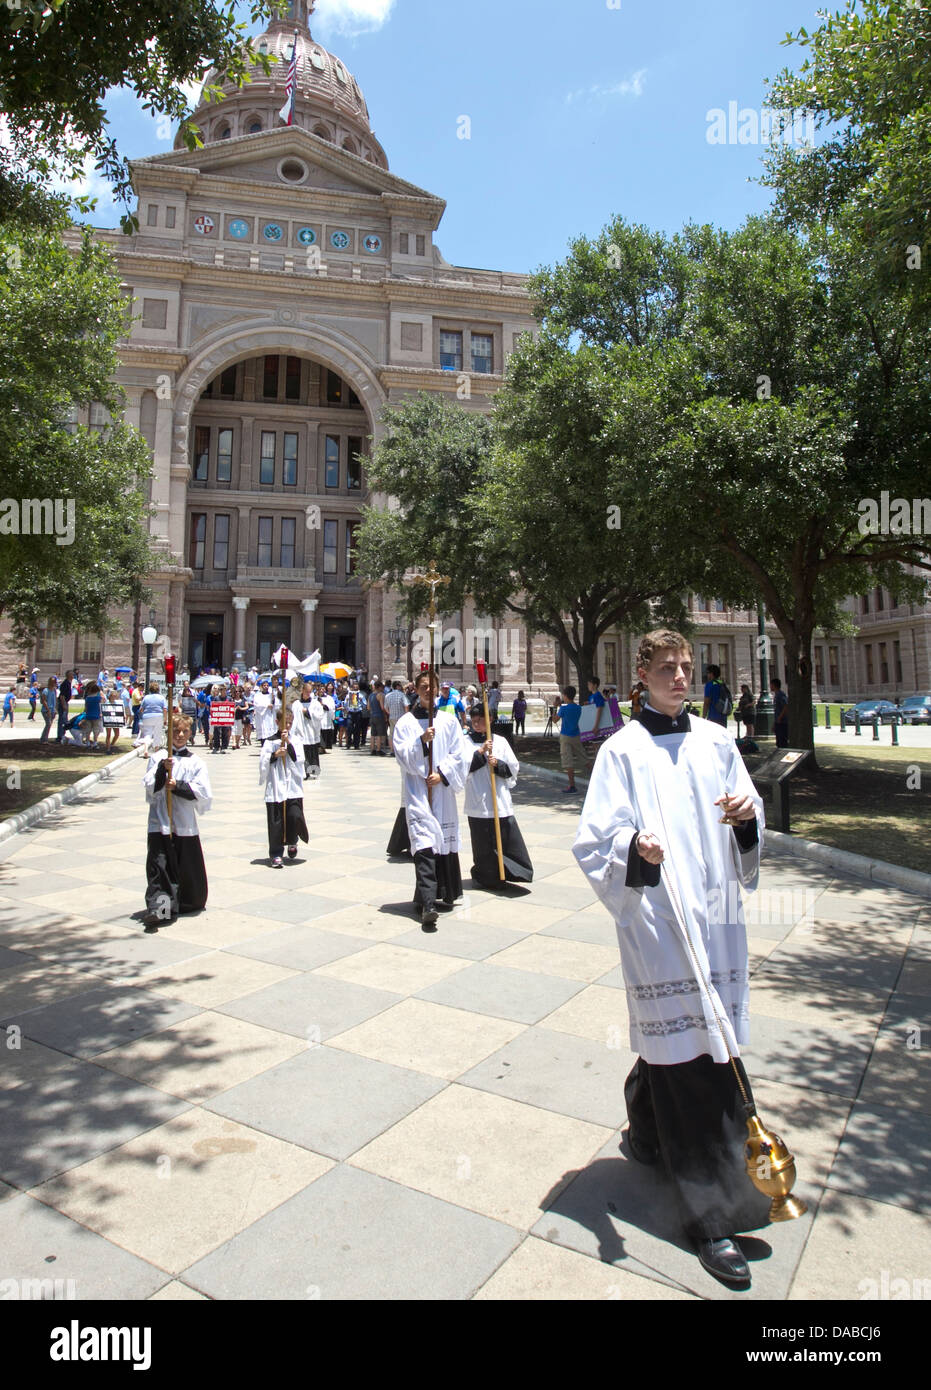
<box><xmin>522</xmin><ymin>761</ymin><xmax>930</xmax><ymax>898</ymax></box>
<box><xmin>0</xmin><ymin>746</ymin><xmax>141</xmax><ymax>845</ymax></box>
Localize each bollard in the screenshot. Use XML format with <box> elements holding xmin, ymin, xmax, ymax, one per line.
<box><xmin>812</xmin><ymin>704</ymin><xmax>818</xmax><ymax>727</ymax></box>
<box><xmin>825</xmin><ymin>706</ymin><xmax>831</xmax><ymax>729</ymax></box>
<box><xmin>892</xmin><ymin>718</ymin><xmax>899</xmax><ymax>746</ymax></box>
<box><xmin>838</xmin><ymin>708</ymin><xmax>845</xmax><ymax>734</ymax></box>
<box><xmin>872</xmin><ymin>714</ymin><xmax>880</xmax><ymax>741</ymax></box>
<box><xmin>854</xmin><ymin>711</ymin><xmax>861</xmax><ymax>736</ymax></box>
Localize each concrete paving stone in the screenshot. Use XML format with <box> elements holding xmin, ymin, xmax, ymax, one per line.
<box><xmin>355</xmin><ymin>861</ymin><xmax>422</xmax><ymax>883</ymax></box>
<box><xmin>217</xmin><ymin>971</ymin><xmax>398</xmax><ymax>1042</ymax></box>
<box><xmin>538</xmin><ymin>914</ymin><xmax>619</xmax><ymax>947</ymax></box>
<box><xmin>473</xmin><ymin>1232</ymin><xmax>697</xmax><ymax>1301</ymax></box>
<box><xmin>297</xmin><ymin>904</ymin><xmax>415</xmax><ymax>942</ymax></box>
<box><xmin>459</xmin><ymin>1026</ymin><xmax>632</xmax><ymax>1128</ymax></box>
<box><xmin>60</xmin><ymin>860</ymin><xmax>156</xmax><ymax>886</ymax></box>
<box><xmin>225</xmin><ymin>923</ymin><xmax>372</xmax><ymax>972</ymax></box>
<box><xmin>416</xmin><ymin>962</ymin><xmax>584</xmax><ymax>1024</ymax></box>
<box><xmin>855</xmin><ymin>993</ymin><xmax>930</xmax><ymax>1116</ymax></box>
<box><xmin>0</xmin><ymin>1191</ymin><xmax>170</xmax><ymax>1299</ymax></box>
<box><xmin>539</xmin><ymin>984</ymin><xmax>631</xmax><ymax>1044</ymax></box>
<box><xmin>488</xmin><ymin>934</ymin><xmax>620</xmax><ymax>984</ymax></box>
<box><xmin>742</xmin><ymin>1013</ymin><xmax>874</xmax><ymax>1100</ymax></box>
<box><xmin>0</xmin><ymin>1036</ymin><xmax>83</xmax><ymax>1092</ymax></box>
<box><xmin>29</xmin><ymin>1107</ymin><xmax>333</xmax><ymax>1275</ymax></box>
<box><xmin>594</xmin><ymin>965</ymin><xmax>625</xmax><ymax>990</ymax></box>
<box><xmin>297</xmin><ymin>853</ymin><xmax>384</xmax><ymax>877</ymax></box>
<box><xmin>0</xmin><ymin>981</ymin><xmax>203</xmax><ymax>1060</ymax></box>
<box><xmin>789</xmin><ymin>1189</ymin><xmax>931</xmax><ymax>1301</ymax></box>
<box><xmin>827</xmin><ymin>1098</ymin><xmax>931</xmax><ymax>1215</ymax></box>
<box><xmin>811</xmin><ymin>885</ymin><xmax>925</xmax><ymax>928</ymax></box>
<box><xmin>186</xmin><ymin>878</ymin><xmax>272</xmax><ymax>911</ymax></box>
<box><xmin>305</xmin><ymin>835</ymin><xmax>379</xmax><ymax>855</ymax></box>
<box><xmin>34</xmin><ymin>932</ymin><xmax>212</xmax><ymax>985</ymax></box>
<box><xmin>0</xmin><ymin>1061</ymin><xmax>188</xmax><ymax>1188</ymax></box>
<box><xmin>24</xmin><ymin>885</ymin><xmax>141</xmax><ymax>916</ymax></box>
<box><xmin>0</xmin><ymin>868</ymin><xmax>69</xmax><ymax>898</ymax></box>
<box><xmin>508</xmin><ymin>881</ymin><xmax>599</xmax><ymax>914</ymax></box>
<box><xmin>316</xmin><ymin>875</ymin><xmax>426</xmax><ymax>907</ymax></box>
<box><xmin>138</xmin><ymin>951</ymin><xmax>300</xmax><ymax>1008</ymax></box>
<box><xmin>0</xmin><ymin>945</ymin><xmax>47</xmax><ymax>973</ymax></box>
<box><xmin>0</xmin><ymin>961</ymin><xmax>108</xmax><ymax>1016</ymax></box>
<box><xmin>390</xmin><ymin>918</ymin><xmax>532</xmax><ymax>961</ymax></box>
<box><xmin>182</xmin><ymin>1163</ymin><xmax>521</xmax><ymax>1301</ymax></box>
<box><xmin>205</xmin><ymin>1045</ymin><xmax>446</xmax><ymax>1159</ymax></box>
<box><xmin>148</xmin><ymin>1280</ymin><xmax>209</xmax><ymax>1300</ymax></box>
<box><xmin>757</xmin><ymin>933</ymin><xmax>906</xmax><ymax>996</ymax></box>
<box><xmin>232</xmin><ymin>889</ymin><xmax>358</xmax><ymax>925</ymax></box>
<box><xmin>91</xmin><ymin>1010</ymin><xmax>307</xmax><ymax>1103</ymax></box>
<box><xmin>748</xmin><ymin>1075</ymin><xmax>852</xmax><ymax>1192</ymax></box>
<box><xmin>349</xmin><ymin>1084</ymin><xmax>612</xmax><ymax>1231</ymax></box>
<box><xmin>531</xmin><ymin>1129</ymin><xmax>815</xmax><ymax>1301</ymax></box>
<box><xmin>314</xmin><ymin>943</ymin><xmax>469</xmax><ymax>996</ymax></box>
<box><xmin>749</xmin><ymin>976</ymin><xmax>889</xmax><ymax>1034</ymax></box>
<box><xmin>329</xmin><ymin>998</ymin><xmax>526</xmax><ymax>1081</ymax></box>
<box><xmin>149</xmin><ymin>909</ymin><xmax>296</xmax><ymax>949</ymax></box>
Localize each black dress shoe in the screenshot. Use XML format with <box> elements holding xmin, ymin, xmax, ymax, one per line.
<box><xmin>421</xmin><ymin>905</ymin><xmax>439</xmax><ymax>930</ymax></box>
<box><xmin>697</xmin><ymin>1237</ymin><xmax>751</xmax><ymax>1285</ymax></box>
<box><xmin>434</xmin><ymin>899</ymin><xmax>455</xmax><ymax>912</ymax></box>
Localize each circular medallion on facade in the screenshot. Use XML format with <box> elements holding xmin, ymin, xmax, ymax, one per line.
<box><xmin>193</xmin><ymin>215</ymin><xmax>215</xmax><ymax>236</ymax></box>
<box><xmin>263</xmin><ymin>222</ymin><xmax>284</xmax><ymax>242</ymax></box>
<box><xmin>228</xmin><ymin>219</ymin><xmax>250</xmax><ymax>239</ymax></box>
<box><xmin>297</xmin><ymin>226</ymin><xmax>317</xmax><ymax>246</ymax></box>
<box><xmin>362</xmin><ymin>235</ymin><xmax>382</xmax><ymax>254</ymax></box>
<box><xmin>330</xmin><ymin>230</ymin><xmax>351</xmax><ymax>250</ymax></box>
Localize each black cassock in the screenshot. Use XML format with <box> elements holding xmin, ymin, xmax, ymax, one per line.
<box><xmin>386</xmin><ymin>806</ymin><xmax>411</xmax><ymax>857</ymax></box>
<box><xmin>145</xmin><ymin>832</ymin><xmax>208</xmax><ymax>918</ymax></box>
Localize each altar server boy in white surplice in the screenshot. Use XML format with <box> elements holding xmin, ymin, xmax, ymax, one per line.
<box><xmin>573</xmin><ymin>629</ymin><xmax>771</xmax><ymax>1289</ymax></box>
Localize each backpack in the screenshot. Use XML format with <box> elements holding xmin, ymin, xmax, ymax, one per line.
<box><xmin>714</xmin><ymin>682</ymin><xmax>733</xmax><ymax>718</ymax></box>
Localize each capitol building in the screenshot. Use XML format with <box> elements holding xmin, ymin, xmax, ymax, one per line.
<box><xmin>6</xmin><ymin>0</ymin><xmax>929</xmax><ymax>704</ymax></box>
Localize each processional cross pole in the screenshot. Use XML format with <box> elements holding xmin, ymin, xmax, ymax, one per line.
<box><xmin>409</xmin><ymin>561</ymin><xmax>450</xmax><ymax>806</ymax></box>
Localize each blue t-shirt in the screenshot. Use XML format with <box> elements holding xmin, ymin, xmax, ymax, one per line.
<box><xmin>704</xmin><ymin>680</ymin><xmax>727</xmax><ymax>726</ymax></box>
<box><xmin>84</xmin><ymin>693</ymin><xmax>102</xmax><ymax>719</ymax></box>
<box><xmin>588</xmin><ymin>691</ymin><xmax>606</xmax><ymax>707</ymax></box>
<box><xmin>2</xmin><ymin>693</ymin><xmax>14</xmax><ymax>713</ymax></box>
<box><xmin>559</xmin><ymin>703</ymin><xmax>582</xmax><ymax>737</ymax></box>
<box><xmin>140</xmin><ymin>694</ymin><xmax>167</xmax><ymax>717</ymax></box>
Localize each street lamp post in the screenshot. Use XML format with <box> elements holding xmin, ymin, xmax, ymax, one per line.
<box><xmin>387</xmin><ymin>618</ymin><xmax>407</xmax><ymax>667</ymax></box>
<box><xmin>755</xmin><ymin>601</ymin><xmax>775</xmax><ymax>737</ymax></box>
<box><xmin>142</xmin><ymin>609</ymin><xmax>158</xmax><ymax>692</ymax></box>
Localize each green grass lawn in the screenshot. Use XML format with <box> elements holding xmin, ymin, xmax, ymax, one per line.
<box><xmin>516</xmin><ymin>733</ymin><xmax>930</xmax><ymax>876</ymax></box>
<box><xmin>0</xmin><ymin>739</ymin><xmax>128</xmax><ymax>822</ymax></box>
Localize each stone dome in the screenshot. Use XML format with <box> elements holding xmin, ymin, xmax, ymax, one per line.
<box><xmin>178</xmin><ymin>0</ymin><xmax>388</xmax><ymax>169</ymax></box>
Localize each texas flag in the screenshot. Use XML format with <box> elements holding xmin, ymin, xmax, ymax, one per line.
<box><xmin>278</xmin><ymin>33</ymin><xmax>299</xmax><ymax>125</ymax></box>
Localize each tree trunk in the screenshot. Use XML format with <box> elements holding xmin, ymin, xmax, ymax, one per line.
<box><xmin>784</xmin><ymin>628</ymin><xmax>818</xmax><ymax>767</ymax></box>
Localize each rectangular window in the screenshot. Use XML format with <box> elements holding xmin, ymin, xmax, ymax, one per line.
<box><xmin>213</xmin><ymin>514</ymin><xmax>229</xmax><ymax>570</ymax></box>
<box><xmin>280</xmin><ymin>517</ymin><xmax>296</xmax><ymax>569</ymax></box>
<box><xmin>604</xmin><ymin>641</ymin><xmax>617</xmax><ymax>687</ymax></box>
<box><xmin>861</xmin><ymin>593</ymin><xmax>870</xmax><ymax>614</ymax></box>
<box><xmin>220</xmin><ymin>364</ymin><xmax>237</xmax><ymax>396</ymax></box>
<box><xmin>263</xmin><ymin>354</ymin><xmax>279</xmax><ymax>398</ymax></box>
<box><xmin>814</xmin><ymin>647</ymin><xmax>824</xmax><ymax>686</ymax></box>
<box><xmin>399</xmin><ymin>232</ymin><xmax>409</xmax><ymax>254</ymax></box>
<box><xmin>697</xmin><ymin>596</ymin><xmax>710</xmax><ymax>612</ymax></box>
<box><xmin>260</xmin><ymin>431</ymin><xmax>275</xmax><ymax>485</ymax></box>
<box><xmin>325</xmin><ymin>435</ymin><xmax>340</xmax><ymax>488</ymax></box>
<box><xmin>257</xmin><ymin>515</ymin><xmax>273</xmax><ymax>567</ymax></box>
<box><xmin>699</xmin><ymin>642</ymin><xmax>712</xmax><ymax>683</ymax></box>
<box><xmin>829</xmin><ymin>645</ymin><xmax>839</xmax><ymax>685</ymax></box>
<box><xmin>879</xmin><ymin>641</ymin><xmax>889</xmax><ymax>684</ymax></box>
<box><xmin>894</xmin><ymin>640</ymin><xmax>902</xmax><ymax>683</ymax></box>
<box><xmin>217</xmin><ymin>428</ymin><xmax>232</xmax><ymax>483</ymax></box>
<box><xmin>283</xmin><ymin>432</ymin><xmax>298</xmax><ymax>486</ymax></box>
<box><xmin>89</xmin><ymin>402</ymin><xmax>109</xmax><ymax>433</ymax></box>
<box><xmin>62</xmin><ymin>404</ymin><xmax>79</xmax><ymax>434</ymax></box>
<box><xmin>165</xmin><ymin>206</ymin><xmax>176</xmax><ymax>228</ymax></box>
<box><xmin>194</xmin><ymin>426</ymin><xmax>210</xmax><ymax>481</ymax></box>
<box><xmin>875</xmin><ymin>586</ymin><xmax>884</xmax><ymax>610</ymax></box>
<box><xmin>326</xmin><ymin>370</ymin><xmax>342</xmax><ymax>404</ymax></box>
<box><xmin>346</xmin><ymin>521</ymin><xmax>360</xmax><ymax>575</ymax></box>
<box><xmin>323</xmin><ymin>520</ymin><xmax>338</xmax><ymax>574</ymax></box>
<box><xmin>146</xmin><ymin>204</ymin><xmax>158</xmax><ymax>226</ymax></box>
<box><xmin>78</xmin><ymin>632</ymin><xmax>102</xmax><ymax>665</ymax></box>
<box><xmin>285</xmin><ymin>355</ymin><xmax>301</xmax><ymax>401</ymax></box>
<box><xmin>865</xmin><ymin>644</ymin><xmax>874</xmax><ymax>684</ymax></box>
<box><xmin>440</xmin><ymin>330</ymin><xmax>463</xmax><ymax>372</ymax></box>
<box><xmin>347</xmin><ymin>436</ymin><xmax>362</xmax><ymax>490</ymax></box>
<box><xmin>416</xmin><ymin>234</ymin><xmax>426</xmax><ymax>256</ymax></box>
<box><xmin>471</xmin><ymin>333</ymin><xmax>493</xmax><ymax>375</ymax></box>
<box><xmin>189</xmin><ymin>513</ymin><xmax>206</xmax><ymax>570</ymax></box>
<box><xmin>36</xmin><ymin>624</ymin><xmax>62</xmax><ymax>662</ymax></box>
<box><xmin>714</xmin><ymin>598</ymin><xmax>726</xmax><ymax>613</ymax></box>
<box><xmin>717</xmin><ymin>644</ymin><xmax>729</xmax><ymax>684</ymax></box>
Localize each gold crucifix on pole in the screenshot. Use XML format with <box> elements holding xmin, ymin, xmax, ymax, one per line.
<box><xmin>409</xmin><ymin>561</ymin><xmax>450</xmax><ymax>805</ymax></box>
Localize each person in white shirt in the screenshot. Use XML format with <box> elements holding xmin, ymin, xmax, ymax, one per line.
<box><xmin>319</xmin><ymin>683</ymin><xmax>336</xmax><ymax>751</ymax></box>
<box><xmin>252</xmin><ymin>679</ymin><xmax>279</xmax><ymax>743</ymax></box>
<box><xmin>259</xmin><ymin>710</ymin><xmax>308</xmax><ymax>867</ymax></box>
<box><xmin>143</xmin><ymin>715</ymin><xmax>212</xmax><ymax>927</ymax></box>
<box><xmin>462</xmin><ymin>704</ymin><xmax>533</xmax><ymax>888</ymax></box>
<box><xmin>290</xmin><ymin>682</ymin><xmax>324</xmax><ymax>778</ymax></box>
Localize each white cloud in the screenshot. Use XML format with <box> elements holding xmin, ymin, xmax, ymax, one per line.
<box><xmin>566</xmin><ymin>68</ymin><xmax>647</xmax><ymax>105</ymax></box>
<box><xmin>312</xmin><ymin>0</ymin><xmax>396</xmax><ymax>37</ymax></box>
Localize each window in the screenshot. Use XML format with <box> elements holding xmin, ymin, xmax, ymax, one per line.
<box><xmin>440</xmin><ymin>331</ymin><xmax>463</xmax><ymax>372</ymax></box>
<box><xmin>280</xmin><ymin>517</ymin><xmax>296</xmax><ymax>569</ymax></box>
<box><xmin>283</xmin><ymin>433</ymin><xmax>298</xmax><ymax>486</ymax></box>
<box><xmin>36</xmin><ymin>623</ymin><xmax>62</xmax><ymax>662</ymax></box>
<box><xmin>217</xmin><ymin>428</ymin><xmax>232</xmax><ymax>483</ymax></box>
<box><xmin>696</xmin><ymin>595</ymin><xmax>710</xmax><ymax>612</ymax></box>
<box><xmin>323</xmin><ymin>520</ymin><xmax>338</xmax><ymax>574</ymax></box>
<box><xmin>325</xmin><ymin>435</ymin><xmax>340</xmax><ymax>487</ymax></box>
<box><xmin>62</xmin><ymin>404</ymin><xmax>79</xmax><ymax>434</ymax></box>
<box><xmin>193</xmin><ymin>426</ymin><xmax>210</xmax><ymax>481</ymax></box>
<box><xmin>879</xmin><ymin>641</ymin><xmax>889</xmax><ymax>684</ymax></box>
<box><xmin>399</xmin><ymin>233</ymin><xmax>409</xmax><ymax>254</ymax></box>
<box><xmin>865</xmin><ymin>644</ymin><xmax>874</xmax><ymax>684</ymax></box>
<box><xmin>471</xmin><ymin>333</ymin><xmax>493</xmax><ymax>375</ymax></box>
<box><xmin>699</xmin><ymin>643</ymin><xmax>712</xmax><ymax>682</ymax></box>
<box><xmin>604</xmin><ymin>641</ymin><xmax>617</xmax><ymax>687</ymax></box>
<box><xmin>257</xmin><ymin>516</ymin><xmax>273</xmax><ymax>567</ymax></box>
<box><xmin>346</xmin><ymin>521</ymin><xmax>360</xmax><ymax>574</ymax></box>
<box><xmin>146</xmin><ymin>204</ymin><xmax>158</xmax><ymax>226</ymax></box>
<box><xmin>285</xmin><ymin>356</ymin><xmax>301</xmax><ymax>401</ymax></box>
<box><xmin>894</xmin><ymin>640</ymin><xmax>903</xmax><ymax>683</ymax></box>
<box><xmin>875</xmin><ymin>586</ymin><xmax>884</xmax><ymax>611</ymax></box>
<box><xmin>190</xmin><ymin>513</ymin><xmax>206</xmax><ymax>570</ymax></box>
<box><xmin>220</xmin><ymin>126</ymin><xmax>231</xmax><ymax>140</ymax></box>
<box><xmin>165</xmin><ymin>207</ymin><xmax>176</xmax><ymax>229</ymax></box>
<box><xmin>260</xmin><ymin>431</ymin><xmax>275</xmax><ymax>485</ymax></box>
<box><xmin>829</xmin><ymin>645</ymin><xmax>839</xmax><ymax>685</ymax></box>
<box><xmin>326</xmin><ymin>370</ymin><xmax>342</xmax><ymax>404</ymax></box>
<box><xmin>861</xmin><ymin>593</ymin><xmax>870</xmax><ymax>614</ymax></box>
<box><xmin>714</xmin><ymin>598</ymin><xmax>726</xmax><ymax>613</ymax></box>
<box><xmin>263</xmin><ymin>355</ymin><xmax>279</xmax><ymax>398</ymax></box>
<box><xmin>213</xmin><ymin>514</ymin><xmax>229</xmax><ymax>570</ymax></box>
<box><xmin>89</xmin><ymin>402</ymin><xmax>109</xmax><ymax>433</ymax></box>
<box><xmin>347</xmin><ymin>436</ymin><xmax>362</xmax><ymax>490</ymax></box>
<box><xmin>220</xmin><ymin>364</ymin><xmax>237</xmax><ymax>396</ymax></box>
<box><xmin>78</xmin><ymin>632</ymin><xmax>102</xmax><ymax>665</ymax></box>
<box><xmin>416</xmin><ymin>234</ymin><xmax>426</xmax><ymax>256</ymax></box>
<box><xmin>717</xmin><ymin>645</ymin><xmax>729</xmax><ymax>683</ymax></box>
<box><xmin>249</xmin><ymin>121</ymin><xmax>262</xmax><ymax>134</ymax></box>
<box><xmin>814</xmin><ymin>647</ymin><xmax>824</xmax><ymax>686</ymax></box>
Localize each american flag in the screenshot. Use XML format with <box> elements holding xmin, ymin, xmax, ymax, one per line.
<box><xmin>278</xmin><ymin>32</ymin><xmax>299</xmax><ymax>125</ymax></box>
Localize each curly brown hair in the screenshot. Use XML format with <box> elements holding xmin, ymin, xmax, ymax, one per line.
<box><xmin>636</xmin><ymin>629</ymin><xmax>693</xmax><ymax>671</ymax></box>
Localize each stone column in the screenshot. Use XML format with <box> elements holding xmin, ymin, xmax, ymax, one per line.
<box><xmin>301</xmin><ymin>598</ymin><xmax>318</xmax><ymax>659</ymax></box>
<box><xmin>232</xmin><ymin>596</ymin><xmax>250</xmax><ymax>670</ymax></box>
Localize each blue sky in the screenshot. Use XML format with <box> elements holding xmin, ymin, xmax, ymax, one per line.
<box><xmin>84</xmin><ymin>0</ymin><xmax>831</xmax><ymax>276</ymax></box>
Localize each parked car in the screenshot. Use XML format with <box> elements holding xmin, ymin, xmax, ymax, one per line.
<box><xmin>842</xmin><ymin>699</ymin><xmax>900</xmax><ymax>725</ymax></box>
<box><xmin>900</xmin><ymin>694</ymin><xmax>931</xmax><ymax>725</ymax></box>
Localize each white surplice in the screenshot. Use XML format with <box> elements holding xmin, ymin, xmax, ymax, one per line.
<box><xmin>259</xmin><ymin>733</ymin><xmax>305</xmax><ymax>801</ymax></box>
<box><xmin>144</xmin><ymin>749</ymin><xmax>212</xmax><ymax>835</ymax></box>
<box><xmin>461</xmin><ymin>732</ymin><xmax>519</xmax><ymax>819</ymax></box>
<box><xmin>253</xmin><ymin>692</ymin><xmax>280</xmax><ymax>741</ymax></box>
<box><xmin>291</xmin><ymin>696</ymin><xmax>323</xmax><ymax>746</ymax></box>
<box><xmin>573</xmin><ymin>714</ymin><xmax>763</xmax><ymax>1065</ymax></box>
<box><xmin>393</xmin><ymin>708</ymin><xmax>468</xmax><ymax>854</ymax></box>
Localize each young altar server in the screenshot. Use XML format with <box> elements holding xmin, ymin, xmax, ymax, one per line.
<box><xmin>143</xmin><ymin>714</ymin><xmax>212</xmax><ymax>928</ymax></box>
<box><xmin>290</xmin><ymin>682</ymin><xmax>323</xmax><ymax>778</ymax></box>
<box><xmin>252</xmin><ymin>678</ymin><xmax>279</xmax><ymax>744</ymax></box>
<box><xmin>462</xmin><ymin>703</ymin><xmax>533</xmax><ymax>888</ymax></box>
<box><xmin>572</xmin><ymin>628</ymin><xmax>770</xmax><ymax>1288</ymax></box>
<box><xmin>392</xmin><ymin>668</ymin><xmax>468</xmax><ymax>929</ymax></box>
<box><xmin>259</xmin><ymin>709</ymin><xmax>309</xmax><ymax>867</ymax></box>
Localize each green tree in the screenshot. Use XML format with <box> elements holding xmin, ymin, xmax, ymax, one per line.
<box><xmin>0</xmin><ymin>218</ymin><xmax>158</xmax><ymax>644</ymax></box>
<box><xmin>0</xmin><ymin>0</ymin><xmax>279</xmax><ymax>230</ymax></box>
